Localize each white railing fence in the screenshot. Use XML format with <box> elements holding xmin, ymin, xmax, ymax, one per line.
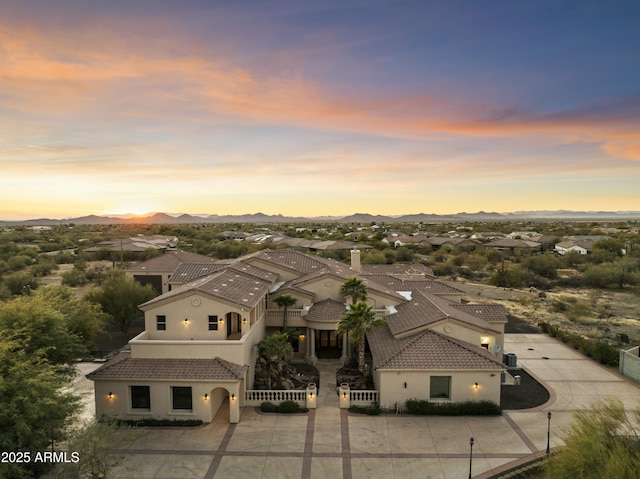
<box><xmin>245</xmin><ymin>389</ymin><xmax>307</xmax><ymax>406</ymax></box>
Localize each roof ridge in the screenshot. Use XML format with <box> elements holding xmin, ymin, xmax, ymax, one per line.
<box><xmin>214</xmin><ymin>357</ymin><xmax>245</xmax><ymax>378</ymax></box>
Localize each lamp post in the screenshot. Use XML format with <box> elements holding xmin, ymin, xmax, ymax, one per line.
<box><xmin>546</xmin><ymin>411</ymin><xmax>552</xmax><ymax>454</ymax></box>
<box><xmin>469</xmin><ymin>437</ymin><xmax>474</xmax><ymax>479</ymax></box>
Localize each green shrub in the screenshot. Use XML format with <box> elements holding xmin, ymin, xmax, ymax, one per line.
<box><xmin>349</xmin><ymin>404</ymin><xmax>381</xmax><ymax>415</ymax></box>
<box><xmin>277</xmin><ymin>400</ymin><xmax>307</xmax><ymax>413</ymax></box>
<box><xmin>111</xmin><ymin>417</ymin><xmax>202</xmax><ymax>427</ymax></box>
<box><xmin>260</xmin><ymin>400</ymin><xmax>308</xmax><ymax>414</ymax></box>
<box><xmin>260</xmin><ymin>401</ymin><xmax>277</xmax><ymax>413</ymax></box>
<box><xmin>404</xmin><ymin>399</ymin><xmax>501</xmax><ymax>416</ymax></box>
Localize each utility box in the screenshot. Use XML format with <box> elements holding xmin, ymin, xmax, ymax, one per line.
<box><xmin>506</xmin><ymin>353</ymin><xmax>518</xmax><ymax>368</ymax></box>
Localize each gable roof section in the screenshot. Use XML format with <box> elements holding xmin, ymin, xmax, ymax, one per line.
<box><xmin>306</xmin><ymin>298</ymin><xmax>347</xmax><ymax>322</ymax></box>
<box><xmin>169</xmin><ymin>262</ymin><xmax>227</xmax><ymax>284</ymax></box>
<box><xmin>126</xmin><ymin>250</ymin><xmax>217</xmax><ymax>273</ymax></box>
<box><xmin>386</xmin><ymin>291</ymin><xmax>500</xmax><ymax>337</ymax></box>
<box><xmin>363</xmin><ymin>274</ymin><xmax>463</xmax><ymax>296</ymax></box>
<box><xmin>361</xmin><ymin>263</ymin><xmax>435</xmax><ymax>277</ymax></box>
<box><xmin>140</xmin><ymin>266</ymin><xmax>273</xmax><ymax>309</ymax></box>
<box><xmin>87</xmin><ymin>354</ymin><xmax>248</xmax><ymax>381</ymax></box>
<box><xmin>247</xmin><ymin>249</ymin><xmax>333</xmax><ymax>275</ymax></box>
<box><xmin>450</xmin><ymin>303</ymin><xmax>509</xmax><ymax>324</ymax></box>
<box><xmin>368</xmin><ymin>327</ymin><xmax>504</xmax><ymax>371</ymax></box>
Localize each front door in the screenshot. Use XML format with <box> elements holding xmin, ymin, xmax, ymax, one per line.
<box><xmin>316</xmin><ymin>330</ymin><xmax>342</xmax><ymax>359</ymax></box>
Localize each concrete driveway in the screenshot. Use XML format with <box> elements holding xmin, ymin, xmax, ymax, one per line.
<box><xmin>74</xmin><ymin>333</ymin><xmax>640</xmax><ymax>478</ymax></box>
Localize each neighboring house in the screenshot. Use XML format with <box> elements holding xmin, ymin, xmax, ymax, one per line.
<box><xmin>484</xmin><ymin>239</ymin><xmax>541</xmax><ymax>253</ymax></box>
<box><xmin>125</xmin><ymin>250</ymin><xmax>218</xmax><ymax>294</ymax></box>
<box><xmin>89</xmin><ymin>249</ymin><xmax>507</xmax><ymax>424</ymax></box>
<box><xmin>554</xmin><ymin>240</ymin><xmax>593</xmax><ymax>255</ymax></box>
<box><xmin>424</xmin><ymin>237</ymin><xmax>481</xmax><ymax>252</ymax></box>
<box><xmin>471</xmin><ymin>232</ymin><xmax>509</xmax><ymax>240</ymax></box>
<box><xmin>382</xmin><ymin>235</ymin><xmax>427</xmax><ymax>248</ymax></box>
<box><xmin>84</xmin><ymin>235</ymin><xmax>179</xmax><ymax>257</ymax></box>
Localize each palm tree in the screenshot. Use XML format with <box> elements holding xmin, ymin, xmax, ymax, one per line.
<box><xmin>337</xmin><ymin>301</ymin><xmax>385</xmax><ymax>378</ymax></box>
<box><xmin>340</xmin><ymin>277</ymin><xmax>367</xmax><ymax>304</ymax></box>
<box><xmin>273</xmin><ymin>294</ymin><xmax>297</xmax><ymax>330</ymax></box>
<box><xmin>259</xmin><ymin>333</ymin><xmax>293</xmax><ymax>389</ymax></box>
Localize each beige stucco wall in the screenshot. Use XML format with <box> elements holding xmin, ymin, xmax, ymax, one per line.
<box><xmin>143</xmin><ymin>293</ymin><xmax>259</xmax><ymax>341</ymax></box>
<box><xmin>94</xmin><ymin>379</ymin><xmax>243</xmax><ymax>423</ymax></box>
<box><xmin>375</xmin><ymin>369</ymin><xmax>502</xmax><ymax>409</ymax></box>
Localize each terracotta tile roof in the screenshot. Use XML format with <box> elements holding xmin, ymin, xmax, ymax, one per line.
<box><xmin>368</xmin><ymin>327</ymin><xmax>505</xmax><ymax>371</ymax></box>
<box><xmin>126</xmin><ymin>251</ymin><xmax>217</xmax><ymax>273</ymax></box>
<box><xmin>306</xmin><ymin>298</ymin><xmax>347</xmax><ymax>322</ymax></box>
<box><xmin>169</xmin><ymin>263</ymin><xmax>227</xmax><ymax>284</ymax></box>
<box><xmin>87</xmin><ymin>354</ymin><xmax>248</xmax><ymax>381</ymax></box>
<box><xmin>249</xmin><ymin>249</ymin><xmax>333</xmax><ymax>275</ymax></box>
<box><xmin>451</xmin><ymin>303</ymin><xmax>509</xmax><ymax>323</ymax></box>
<box><xmin>363</xmin><ymin>275</ymin><xmax>463</xmax><ymax>295</ymax></box>
<box><xmin>140</xmin><ymin>267</ymin><xmax>273</xmax><ymax>309</ymax></box>
<box><xmin>386</xmin><ymin>291</ymin><xmax>500</xmax><ymax>337</ymax></box>
<box><xmin>361</xmin><ymin>264</ymin><xmax>435</xmax><ymax>277</ymax></box>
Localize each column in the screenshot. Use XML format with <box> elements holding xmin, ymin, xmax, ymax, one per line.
<box><xmin>310</xmin><ymin>328</ymin><xmax>317</xmax><ymax>364</ymax></box>
<box><xmin>340</xmin><ymin>331</ymin><xmax>349</xmax><ymax>365</ymax></box>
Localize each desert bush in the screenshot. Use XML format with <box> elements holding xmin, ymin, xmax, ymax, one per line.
<box><xmin>539</xmin><ymin>322</ymin><xmax>619</xmax><ymax>366</ymax></box>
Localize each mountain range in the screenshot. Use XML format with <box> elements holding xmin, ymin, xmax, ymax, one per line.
<box><xmin>2</xmin><ymin>210</ymin><xmax>640</xmax><ymax>226</ymax></box>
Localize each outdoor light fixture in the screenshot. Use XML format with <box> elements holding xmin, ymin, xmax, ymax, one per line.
<box><xmin>474</xmin><ymin>382</ymin><xmax>479</xmax><ymax>389</ymax></box>
<box><xmin>343</xmin><ymin>392</ymin><xmax>347</xmax><ymax>399</ymax></box>
<box><xmin>184</xmin><ymin>318</ymin><xmax>189</xmax><ymax>324</ymax></box>
<box><xmin>404</xmin><ymin>382</ymin><xmax>407</xmax><ymax>388</ymax></box>
<box><xmin>204</xmin><ymin>394</ymin><xmax>209</xmax><ymax>400</ymax></box>
<box><xmin>309</xmin><ymin>392</ymin><xmax>314</xmax><ymax>399</ymax></box>
<box><xmin>299</xmin><ymin>334</ymin><xmax>305</xmax><ymax>340</ymax></box>
<box><xmin>231</xmin><ymin>394</ymin><xmax>236</xmax><ymax>400</ymax></box>
<box><xmin>242</xmin><ymin>318</ymin><xmax>247</xmax><ymax>325</ymax></box>
<box><xmin>108</xmin><ymin>392</ymin><xmax>113</xmax><ymax>399</ymax></box>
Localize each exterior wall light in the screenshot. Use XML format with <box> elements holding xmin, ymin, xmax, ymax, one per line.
<box><xmin>309</xmin><ymin>392</ymin><xmax>314</xmax><ymax>399</ymax></box>
<box><xmin>184</xmin><ymin>318</ymin><xmax>189</xmax><ymax>325</ymax></box>
<box><xmin>108</xmin><ymin>392</ymin><xmax>113</xmax><ymax>399</ymax></box>
<box><xmin>231</xmin><ymin>394</ymin><xmax>236</xmax><ymax>400</ymax></box>
<box><xmin>474</xmin><ymin>382</ymin><xmax>479</xmax><ymax>389</ymax></box>
<box><xmin>204</xmin><ymin>394</ymin><xmax>209</xmax><ymax>400</ymax></box>
<box><xmin>343</xmin><ymin>392</ymin><xmax>348</xmax><ymax>399</ymax></box>
<box><xmin>299</xmin><ymin>334</ymin><xmax>305</xmax><ymax>340</ymax></box>
<box><xmin>242</xmin><ymin>318</ymin><xmax>247</xmax><ymax>325</ymax></box>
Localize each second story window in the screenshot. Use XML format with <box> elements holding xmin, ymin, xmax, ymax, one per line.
<box><xmin>208</xmin><ymin>315</ymin><xmax>218</xmax><ymax>331</ymax></box>
<box><xmin>157</xmin><ymin>315</ymin><xmax>166</xmax><ymax>331</ymax></box>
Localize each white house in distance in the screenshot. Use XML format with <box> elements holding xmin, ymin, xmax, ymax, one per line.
<box><xmin>88</xmin><ymin>249</ymin><xmax>507</xmax><ymax>423</ymax></box>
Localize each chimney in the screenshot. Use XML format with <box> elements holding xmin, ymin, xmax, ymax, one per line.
<box><xmin>350</xmin><ymin>248</ymin><xmax>361</xmax><ymax>273</ymax></box>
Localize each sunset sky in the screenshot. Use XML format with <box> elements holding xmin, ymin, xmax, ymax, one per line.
<box><xmin>2</xmin><ymin>1</ymin><xmax>639</xmax><ymax>220</ymax></box>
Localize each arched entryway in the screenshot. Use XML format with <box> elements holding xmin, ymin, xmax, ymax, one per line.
<box><xmin>207</xmin><ymin>387</ymin><xmax>229</xmax><ymax>422</ymax></box>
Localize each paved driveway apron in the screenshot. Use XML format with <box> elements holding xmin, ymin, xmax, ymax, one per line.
<box><xmin>108</xmin><ymin>335</ymin><xmax>640</xmax><ymax>478</ymax></box>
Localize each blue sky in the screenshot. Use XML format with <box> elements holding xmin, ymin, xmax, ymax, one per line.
<box><xmin>1</xmin><ymin>0</ymin><xmax>639</xmax><ymax>219</ymax></box>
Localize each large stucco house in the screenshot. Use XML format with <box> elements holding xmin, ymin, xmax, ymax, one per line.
<box><xmin>88</xmin><ymin>249</ymin><xmax>507</xmax><ymax>423</ymax></box>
